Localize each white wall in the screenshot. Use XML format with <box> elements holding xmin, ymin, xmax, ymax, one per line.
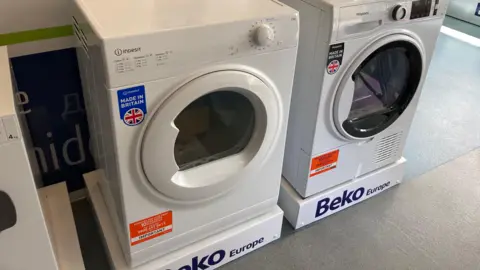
<box><xmin>0</xmin><ymin>0</ymin><xmax>74</xmax><ymax>56</ymax></box>
<box><xmin>0</xmin><ymin>0</ymin><xmax>71</xmax><ymax>34</ymax></box>
<box><xmin>447</xmin><ymin>0</ymin><xmax>480</xmax><ymax>26</ymax></box>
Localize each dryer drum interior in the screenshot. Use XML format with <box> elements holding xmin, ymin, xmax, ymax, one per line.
<box><xmin>174</xmin><ymin>90</ymin><xmax>256</xmax><ymax>171</ymax></box>
<box><xmin>342</xmin><ymin>41</ymin><xmax>423</xmax><ymax>138</ymax></box>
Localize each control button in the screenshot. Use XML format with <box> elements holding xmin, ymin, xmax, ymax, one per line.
<box><xmin>392</xmin><ymin>5</ymin><xmax>407</xmax><ymax>21</ymax></box>
<box><xmin>2</xmin><ymin>116</ymin><xmax>20</xmax><ymax>141</ymax></box>
<box><xmin>253</xmin><ymin>24</ymin><xmax>275</xmax><ymax>47</ymax></box>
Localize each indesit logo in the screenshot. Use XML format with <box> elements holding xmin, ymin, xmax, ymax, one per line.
<box><xmin>114</xmin><ymin>47</ymin><xmax>141</xmax><ymax>56</ymax></box>
<box><xmin>356</xmin><ymin>12</ymin><xmax>370</xmax><ymax>16</ymax></box>
<box><xmin>177</xmin><ymin>250</ymin><xmax>226</xmax><ymax>270</ymax></box>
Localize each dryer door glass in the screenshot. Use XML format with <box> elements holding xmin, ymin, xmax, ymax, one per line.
<box><xmin>174</xmin><ymin>90</ymin><xmax>255</xmax><ymax>171</ymax></box>
<box><xmin>343</xmin><ymin>41</ymin><xmax>422</xmax><ymax>138</ymax></box>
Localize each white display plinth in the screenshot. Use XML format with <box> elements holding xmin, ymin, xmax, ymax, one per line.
<box><xmin>84</xmin><ymin>171</ymin><xmax>283</xmax><ymax>270</ymax></box>
<box><xmin>279</xmin><ymin>158</ymin><xmax>406</xmax><ymax>230</ymax></box>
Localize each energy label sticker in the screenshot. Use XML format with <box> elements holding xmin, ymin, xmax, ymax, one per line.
<box><xmin>310</xmin><ymin>149</ymin><xmax>340</xmax><ymax>177</ymax></box>
<box><xmin>129</xmin><ymin>211</ymin><xmax>173</xmax><ymax>246</ymax></box>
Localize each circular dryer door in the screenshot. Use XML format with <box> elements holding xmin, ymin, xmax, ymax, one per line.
<box><xmin>334</xmin><ymin>35</ymin><xmax>424</xmax><ymax>139</ymax></box>
<box><xmin>141</xmin><ymin>71</ymin><xmax>281</xmax><ymax>202</ymax></box>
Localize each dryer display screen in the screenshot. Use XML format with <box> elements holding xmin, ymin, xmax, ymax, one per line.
<box><xmin>410</xmin><ymin>0</ymin><xmax>432</xmax><ymax>19</ymax></box>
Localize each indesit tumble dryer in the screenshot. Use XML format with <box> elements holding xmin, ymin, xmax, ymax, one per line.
<box><xmin>73</xmin><ymin>0</ymin><xmax>298</xmax><ymax>266</ymax></box>
<box><xmin>281</xmin><ymin>0</ymin><xmax>448</xmax><ymax>198</ymax></box>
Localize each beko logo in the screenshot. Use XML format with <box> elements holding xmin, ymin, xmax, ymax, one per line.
<box><xmin>356</xmin><ymin>11</ymin><xmax>370</xmax><ymax>16</ymax></box>
<box><xmin>315</xmin><ymin>181</ymin><xmax>391</xmax><ymax>218</ymax></box>
<box><xmin>176</xmin><ymin>250</ymin><xmax>226</xmax><ymax>270</ymax></box>
<box><xmin>170</xmin><ymin>237</ymin><xmax>265</xmax><ymax>270</ymax></box>
<box><xmin>315</xmin><ymin>188</ymin><xmax>365</xmax><ymax>218</ymax></box>
<box><xmin>114</xmin><ymin>47</ymin><xmax>141</xmax><ymax>56</ymax></box>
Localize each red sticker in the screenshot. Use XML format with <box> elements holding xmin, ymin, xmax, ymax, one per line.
<box><xmin>129</xmin><ymin>211</ymin><xmax>173</xmax><ymax>246</ymax></box>
<box><xmin>310</xmin><ymin>150</ymin><xmax>339</xmax><ymax>177</ymax></box>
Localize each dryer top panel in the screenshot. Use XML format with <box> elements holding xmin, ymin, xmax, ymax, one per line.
<box><xmin>74</xmin><ymin>0</ymin><xmax>297</xmax><ymax>39</ymax></box>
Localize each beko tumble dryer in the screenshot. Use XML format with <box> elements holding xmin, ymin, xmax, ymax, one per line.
<box><xmin>281</xmin><ymin>0</ymin><xmax>448</xmax><ymax>198</ymax></box>
<box><xmin>73</xmin><ymin>0</ymin><xmax>298</xmax><ymax>266</ymax></box>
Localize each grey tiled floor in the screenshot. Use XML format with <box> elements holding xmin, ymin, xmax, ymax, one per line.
<box><xmin>224</xmin><ymin>149</ymin><xmax>480</xmax><ymax>270</ymax></box>
<box><xmin>73</xmin><ymin>18</ymin><xmax>480</xmax><ymax>269</ymax></box>
<box><xmin>403</xmin><ymin>17</ymin><xmax>480</xmax><ymax>180</ymax></box>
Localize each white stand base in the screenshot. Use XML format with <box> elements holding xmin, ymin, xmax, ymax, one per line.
<box><xmin>279</xmin><ymin>157</ymin><xmax>406</xmax><ymax>230</ymax></box>
<box><xmin>39</xmin><ymin>182</ymin><xmax>85</xmax><ymax>270</ymax></box>
<box><xmin>84</xmin><ymin>171</ymin><xmax>283</xmax><ymax>270</ymax></box>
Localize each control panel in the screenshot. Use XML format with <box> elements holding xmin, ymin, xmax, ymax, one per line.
<box><xmin>102</xmin><ymin>14</ymin><xmax>299</xmax><ymax>88</ymax></box>
<box><xmin>336</xmin><ymin>0</ymin><xmax>446</xmax><ymax>40</ymax></box>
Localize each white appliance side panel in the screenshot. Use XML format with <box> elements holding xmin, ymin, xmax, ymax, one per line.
<box><xmin>300</xmin><ymin>6</ymin><xmax>334</xmax><ymax>155</ymax></box>
<box><xmin>0</xmin><ymin>46</ymin><xmax>58</xmax><ymax>269</ymax></box>
<box><xmin>92</xmin><ymin>49</ymin><xmax>133</xmax><ymax>262</ymax></box>
<box><xmin>0</xmin><ymin>125</ymin><xmax>58</xmax><ymax>270</ymax></box>
<box><xmin>73</xmin><ymin>6</ymin><xmax>131</xmax><ymax>257</ymax></box>
<box><xmin>281</xmin><ymin>0</ymin><xmax>327</xmax><ymax>185</ymax></box>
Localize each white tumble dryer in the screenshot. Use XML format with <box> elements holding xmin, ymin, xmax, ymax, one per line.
<box><xmin>73</xmin><ymin>0</ymin><xmax>298</xmax><ymax>266</ymax></box>
<box><xmin>281</xmin><ymin>0</ymin><xmax>448</xmax><ymax>198</ymax></box>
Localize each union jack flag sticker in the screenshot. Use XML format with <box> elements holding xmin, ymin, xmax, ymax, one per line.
<box><xmin>327</xmin><ymin>60</ymin><xmax>340</xmax><ymax>75</ymax></box>
<box><xmin>123</xmin><ymin>108</ymin><xmax>145</xmax><ymax>126</ymax></box>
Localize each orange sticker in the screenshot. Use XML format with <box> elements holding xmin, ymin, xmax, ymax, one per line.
<box><xmin>129</xmin><ymin>211</ymin><xmax>173</xmax><ymax>246</ymax></box>
<box><xmin>310</xmin><ymin>150</ymin><xmax>339</xmax><ymax>177</ymax></box>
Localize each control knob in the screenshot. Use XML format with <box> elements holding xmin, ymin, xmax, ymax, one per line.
<box><xmin>392</xmin><ymin>5</ymin><xmax>407</xmax><ymax>21</ymax></box>
<box><xmin>252</xmin><ymin>24</ymin><xmax>275</xmax><ymax>47</ymax></box>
